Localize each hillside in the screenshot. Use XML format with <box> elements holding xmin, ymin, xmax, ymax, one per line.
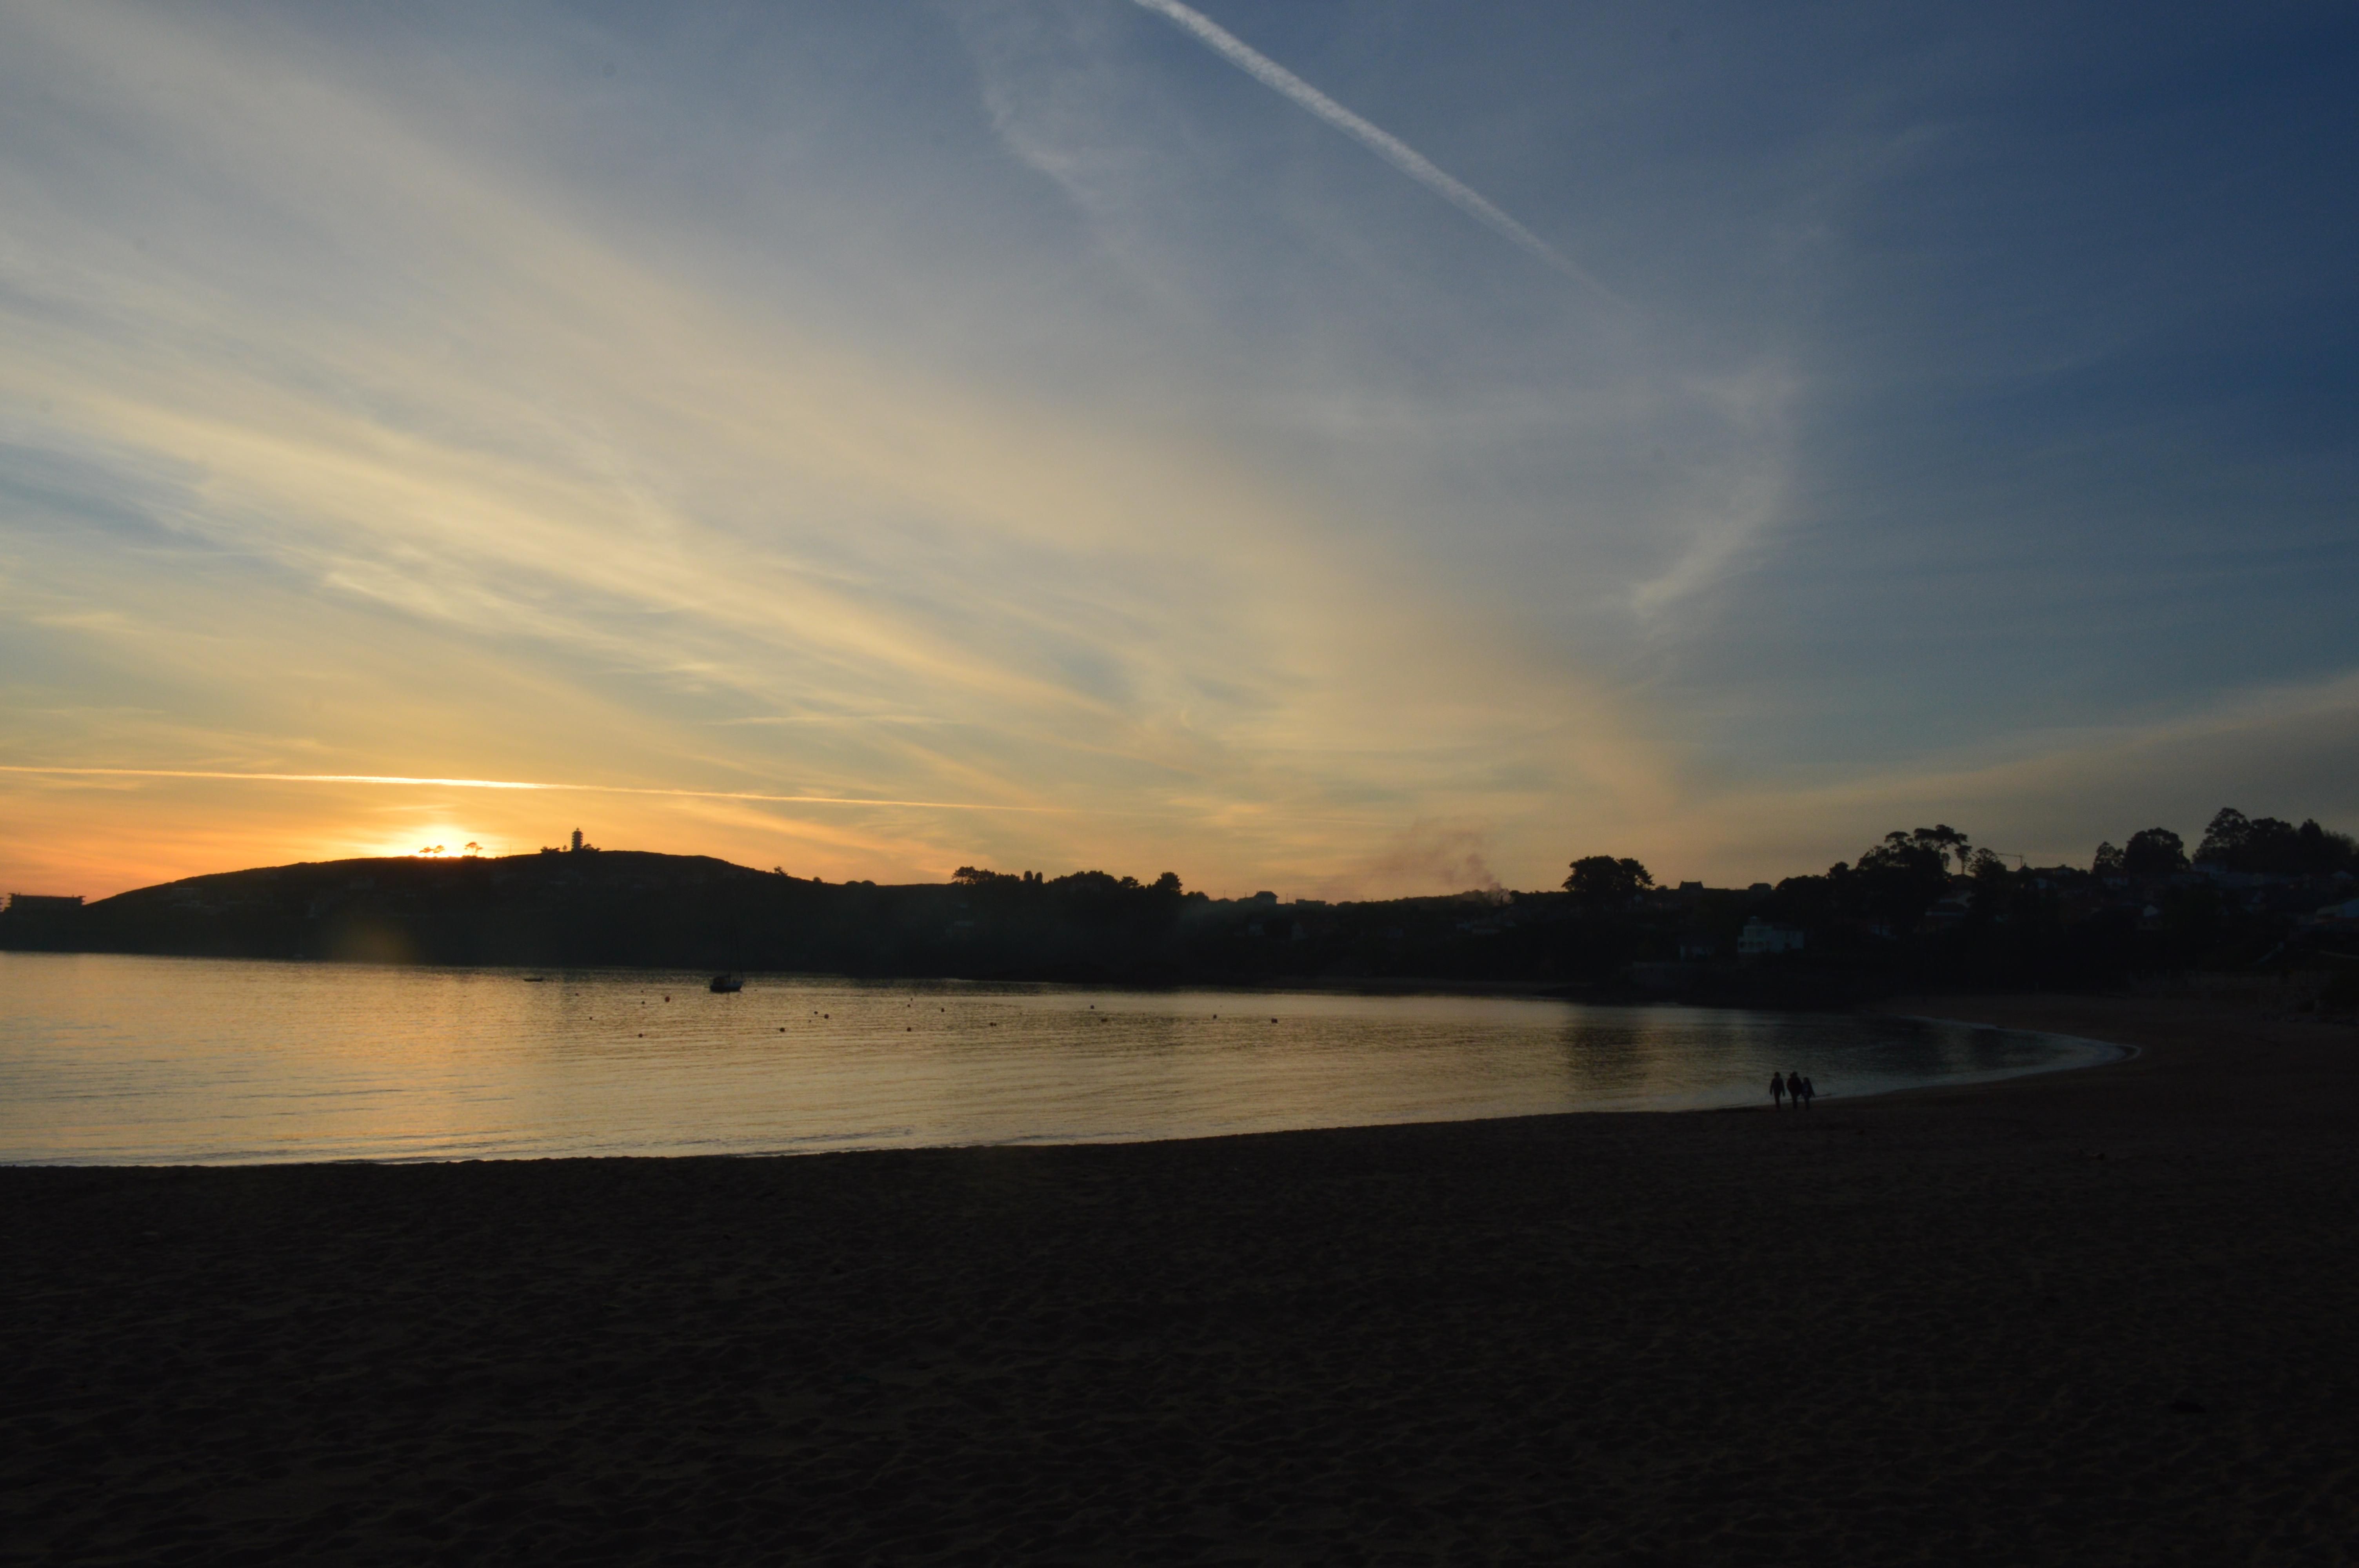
<box><xmin>0</xmin><ymin>851</ymin><xmax>1576</xmax><ymax>985</ymax></box>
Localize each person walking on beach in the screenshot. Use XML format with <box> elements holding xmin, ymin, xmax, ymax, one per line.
<box><xmin>1800</xmin><ymin>1075</ymin><xmax>1816</xmax><ymax>1110</ymax></box>
<box><xmin>1770</xmin><ymin>1072</ymin><xmax>1787</xmax><ymax>1109</ymax></box>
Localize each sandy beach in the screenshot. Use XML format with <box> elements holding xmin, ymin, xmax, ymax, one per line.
<box><xmin>5</xmin><ymin>994</ymin><xmax>2354</xmax><ymax>1565</ymax></box>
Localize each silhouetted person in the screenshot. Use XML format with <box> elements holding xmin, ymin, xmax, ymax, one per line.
<box><xmin>1770</xmin><ymin>1072</ymin><xmax>1787</xmax><ymax>1109</ymax></box>
<box><xmin>1801</xmin><ymin>1075</ymin><xmax>1817</xmax><ymax>1110</ymax></box>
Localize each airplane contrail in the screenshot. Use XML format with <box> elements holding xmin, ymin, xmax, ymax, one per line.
<box><xmin>0</xmin><ymin>766</ymin><xmax>1062</xmax><ymax>813</ymax></box>
<box><xmin>1127</xmin><ymin>0</ymin><xmax>1621</xmax><ymax>303</ymax></box>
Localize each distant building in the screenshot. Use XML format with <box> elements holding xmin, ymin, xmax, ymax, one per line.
<box><xmin>1677</xmin><ymin>931</ymin><xmax>1718</xmax><ymax>960</ymax></box>
<box><xmin>1737</xmin><ymin>918</ymin><xmax>1804</xmax><ymax>957</ymax></box>
<box><xmin>571</xmin><ymin>829</ymin><xmax>583</xmax><ymax>853</ymax></box>
<box><xmin>5</xmin><ymin>893</ymin><xmax>83</xmax><ymax>913</ymax></box>
<box><xmin>2189</xmin><ymin>863</ymin><xmax>2296</xmax><ymax>890</ymax></box>
<box><xmin>1249</xmin><ymin>890</ymin><xmax>1278</xmax><ymax>906</ymax></box>
<box><xmin>1923</xmin><ymin>888</ymin><xmax>1975</xmax><ymax>930</ymax></box>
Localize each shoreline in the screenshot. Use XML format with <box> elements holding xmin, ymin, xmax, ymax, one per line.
<box><xmin>8</xmin><ymin>992</ymin><xmax>2354</xmax><ymax>1563</ymax></box>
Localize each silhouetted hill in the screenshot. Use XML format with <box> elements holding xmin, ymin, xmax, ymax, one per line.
<box><xmin>0</xmin><ymin>851</ymin><xmax>1578</xmax><ymax>985</ymax></box>
<box><xmin>5</xmin><ymin>851</ymin><xmax>788</xmax><ymax>969</ymax></box>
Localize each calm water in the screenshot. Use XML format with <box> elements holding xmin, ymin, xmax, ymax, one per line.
<box><xmin>0</xmin><ymin>952</ymin><xmax>2121</xmax><ymax>1165</ymax></box>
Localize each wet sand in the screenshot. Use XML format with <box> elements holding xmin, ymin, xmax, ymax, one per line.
<box><xmin>6</xmin><ymin>995</ymin><xmax>2355</xmax><ymax>1565</ymax></box>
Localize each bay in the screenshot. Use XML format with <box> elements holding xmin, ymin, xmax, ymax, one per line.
<box><xmin>0</xmin><ymin>951</ymin><xmax>2120</xmax><ymax>1164</ymax></box>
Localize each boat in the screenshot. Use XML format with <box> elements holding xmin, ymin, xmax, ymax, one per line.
<box><xmin>708</xmin><ymin>973</ymin><xmax>744</xmax><ymax>993</ymax></box>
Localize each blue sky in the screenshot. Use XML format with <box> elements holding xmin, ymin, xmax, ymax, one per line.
<box><xmin>2</xmin><ymin>0</ymin><xmax>2354</xmax><ymax>897</ymax></box>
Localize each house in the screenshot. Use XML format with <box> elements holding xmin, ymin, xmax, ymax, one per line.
<box><xmin>1922</xmin><ymin>887</ymin><xmax>1975</xmax><ymax>931</ymax></box>
<box><xmin>1737</xmin><ymin>918</ymin><xmax>1804</xmax><ymax>957</ymax></box>
<box><xmin>1677</xmin><ymin>931</ymin><xmax>1718</xmax><ymax>960</ymax></box>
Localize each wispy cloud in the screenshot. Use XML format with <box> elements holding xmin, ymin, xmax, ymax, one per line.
<box><xmin>1627</xmin><ymin>367</ymin><xmax>1797</xmax><ymax>616</ymax></box>
<box><xmin>0</xmin><ymin>0</ymin><xmax>1668</xmax><ymax>885</ymax></box>
<box><xmin>0</xmin><ymin>766</ymin><xmax>1065</xmax><ymax>813</ymax></box>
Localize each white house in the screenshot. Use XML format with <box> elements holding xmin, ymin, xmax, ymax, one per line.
<box><xmin>1737</xmin><ymin>918</ymin><xmax>1805</xmax><ymax>957</ymax></box>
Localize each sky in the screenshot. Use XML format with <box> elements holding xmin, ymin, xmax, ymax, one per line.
<box><xmin>3</xmin><ymin>0</ymin><xmax>2355</xmax><ymax>900</ymax></box>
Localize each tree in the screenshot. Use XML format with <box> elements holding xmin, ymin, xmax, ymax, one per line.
<box><xmin>2198</xmin><ymin>808</ymin><xmax>2348</xmax><ymax>875</ymax></box>
<box><xmin>2241</xmin><ymin>818</ymin><xmax>2305</xmax><ymax>873</ymax></box>
<box><xmin>1859</xmin><ymin>831</ymin><xmax>1945</xmax><ymax>874</ymax></box>
<box><xmin>2121</xmin><ymin>828</ymin><xmax>2187</xmax><ymax>878</ymax></box>
<box><xmin>1763</xmin><ymin>873</ymin><xmax>1838</xmax><ymax>930</ymax></box>
<box><xmin>2295</xmin><ymin>819</ymin><xmax>2359</xmax><ymax>876</ymax></box>
<box><xmin>1563</xmin><ymin>856</ymin><xmax>1653</xmax><ymax>906</ymax></box>
<box><xmin>2092</xmin><ymin>842</ymin><xmax>2125</xmax><ymax>877</ymax></box>
<box><xmin>1152</xmin><ymin>872</ymin><xmax>1183</xmax><ymax>894</ymax></box>
<box><xmin>1912</xmin><ymin>824</ymin><xmax>1972</xmax><ymax>875</ymax></box>
<box><xmin>2195</xmin><ymin>808</ymin><xmax>2251</xmax><ymax>866</ymax></box>
<box><xmin>1855</xmin><ymin>831</ymin><xmax>1952</xmax><ymax>925</ymax></box>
